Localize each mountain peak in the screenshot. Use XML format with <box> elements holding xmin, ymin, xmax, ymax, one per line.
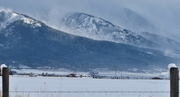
<box><xmin>0</xmin><ymin>9</ymin><xmax>41</xmax><ymax>30</ymax></box>
<box><xmin>66</xmin><ymin>12</ymin><xmax>116</xmax><ymax>28</ymax></box>
<box><xmin>60</xmin><ymin>12</ymin><xmax>156</xmax><ymax>48</ymax></box>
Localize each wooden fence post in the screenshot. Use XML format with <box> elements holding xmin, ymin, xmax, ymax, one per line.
<box><xmin>2</xmin><ymin>67</ymin><xmax>9</xmax><ymax>97</ymax></box>
<box><xmin>170</xmin><ymin>67</ymin><xmax>179</xmax><ymax>97</ymax></box>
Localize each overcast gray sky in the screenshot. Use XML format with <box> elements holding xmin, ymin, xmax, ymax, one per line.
<box><xmin>0</xmin><ymin>0</ymin><xmax>180</xmax><ymax>41</ymax></box>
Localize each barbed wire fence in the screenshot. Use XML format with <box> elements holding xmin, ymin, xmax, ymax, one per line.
<box><xmin>8</xmin><ymin>90</ymin><xmax>172</xmax><ymax>97</ymax></box>
<box><xmin>9</xmin><ymin>91</ymin><xmax>171</xmax><ymax>94</ymax></box>
<box><xmin>1</xmin><ymin>67</ymin><xmax>179</xmax><ymax>97</ymax></box>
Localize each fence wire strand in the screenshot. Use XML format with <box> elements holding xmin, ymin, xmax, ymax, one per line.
<box><xmin>9</xmin><ymin>91</ymin><xmax>171</xmax><ymax>94</ymax></box>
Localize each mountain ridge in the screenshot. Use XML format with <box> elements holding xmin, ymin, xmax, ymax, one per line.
<box><xmin>60</xmin><ymin>12</ymin><xmax>158</xmax><ymax>48</ymax></box>
<box><xmin>59</xmin><ymin>12</ymin><xmax>180</xmax><ymax>58</ymax></box>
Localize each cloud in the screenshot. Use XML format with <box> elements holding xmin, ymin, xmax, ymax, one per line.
<box><xmin>1</xmin><ymin>0</ymin><xmax>180</xmax><ymax>41</ymax></box>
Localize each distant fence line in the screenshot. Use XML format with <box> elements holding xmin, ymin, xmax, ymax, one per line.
<box><xmin>9</xmin><ymin>91</ymin><xmax>172</xmax><ymax>94</ymax></box>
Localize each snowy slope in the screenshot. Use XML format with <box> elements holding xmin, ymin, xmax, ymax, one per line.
<box><xmin>0</xmin><ymin>10</ymin><xmax>41</xmax><ymax>29</ymax></box>
<box><xmin>60</xmin><ymin>12</ymin><xmax>157</xmax><ymax>48</ymax></box>
<box><xmin>60</xmin><ymin>12</ymin><xmax>180</xmax><ymax>58</ymax></box>
<box><xmin>140</xmin><ymin>32</ymin><xmax>180</xmax><ymax>58</ymax></box>
<box><xmin>0</xmin><ymin>10</ymin><xmax>42</xmax><ymax>49</ymax></box>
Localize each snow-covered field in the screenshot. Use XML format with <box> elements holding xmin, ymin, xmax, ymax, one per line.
<box><xmin>11</xmin><ymin>68</ymin><xmax>170</xmax><ymax>79</ymax></box>
<box><xmin>0</xmin><ymin>76</ymin><xmax>171</xmax><ymax>97</ymax></box>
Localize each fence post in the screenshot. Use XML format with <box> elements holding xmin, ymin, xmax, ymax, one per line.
<box><xmin>170</xmin><ymin>67</ymin><xmax>179</xmax><ymax>97</ymax></box>
<box><xmin>2</xmin><ymin>67</ymin><xmax>9</xmax><ymax>97</ymax></box>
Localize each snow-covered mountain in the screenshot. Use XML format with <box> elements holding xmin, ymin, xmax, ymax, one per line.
<box><xmin>140</xmin><ymin>32</ymin><xmax>180</xmax><ymax>58</ymax></box>
<box><xmin>0</xmin><ymin>10</ymin><xmax>42</xmax><ymax>49</ymax></box>
<box><xmin>60</xmin><ymin>12</ymin><xmax>157</xmax><ymax>48</ymax></box>
<box><xmin>60</xmin><ymin>12</ymin><xmax>180</xmax><ymax>58</ymax></box>
<box><xmin>0</xmin><ymin>10</ymin><xmax>41</xmax><ymax>29</ymax></box>
<box><xmin>0</xmin><ymin>10</ymin><xmax>179</xmax><ymax>73</ymax></box>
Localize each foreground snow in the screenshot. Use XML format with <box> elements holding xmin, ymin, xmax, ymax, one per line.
<box><xmin>0</xmin><ymin>76</ymin><xmax>171</xmax><ymax>97</ymax></box>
